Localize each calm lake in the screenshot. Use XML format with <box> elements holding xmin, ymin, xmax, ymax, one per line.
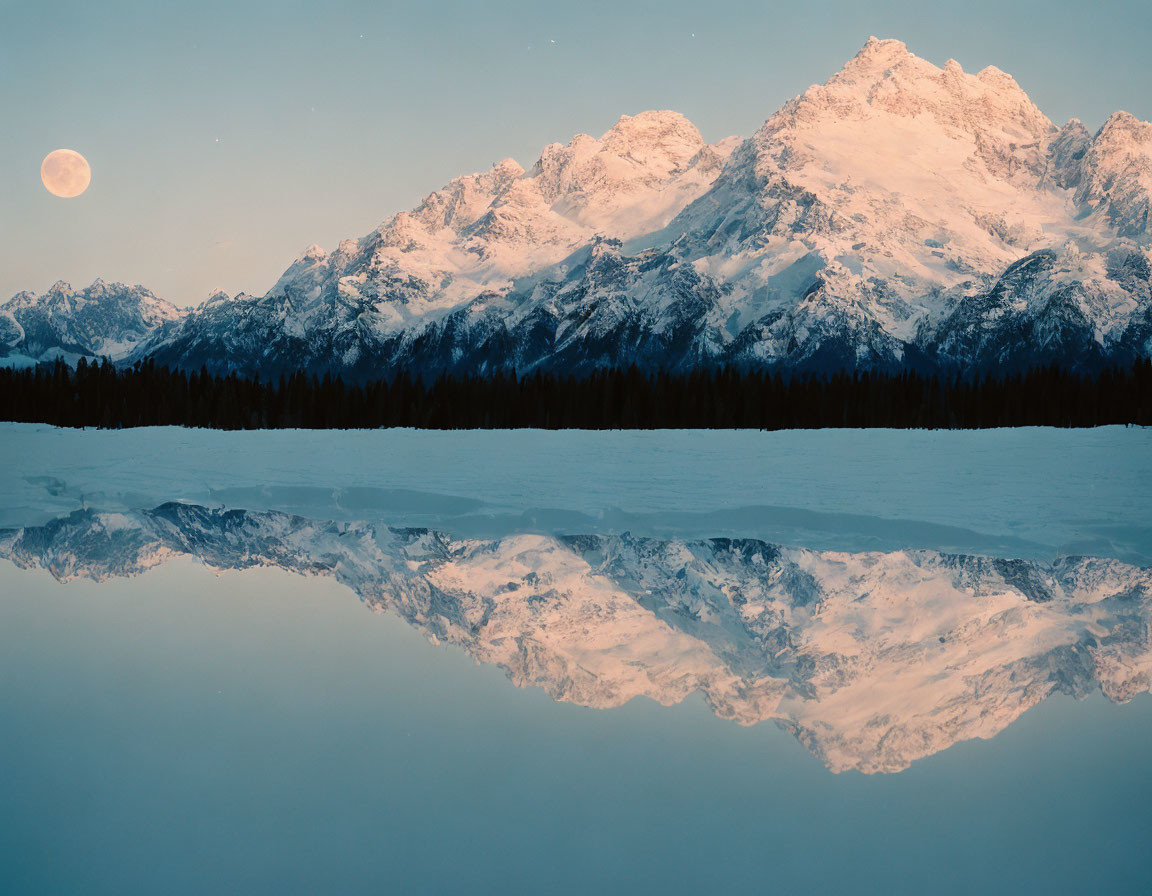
<box><xmin>2</xmin><ymin>425</ymin><xmax>1151</xmax><ymax>893</ymax></box>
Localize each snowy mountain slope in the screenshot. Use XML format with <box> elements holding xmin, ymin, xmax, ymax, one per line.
<box><xmin>931</xmin><ymin>245</ymin><xmax>1152</xmax><ymax>370</ymax></box>
<box><xmin>14</xmin><ymin>38</ymin><xmax>1152</xmax><ymax>378</ymax></box>
<box><xmin>672</xmin><ymin>40</ymin><xmax>1065</xmax><ymax>325</ymax></box>
<box><xmin>1070</xmin><ymin>111</ymin><xmax>1152</xmax><ymax>237</ymax></box>
<box><xmin>132</xmin><ymin>112</ymin><xmax>739</xmax><ymax>377</ymax></box>
<box><xmin>4</xmin><ymin>502</ymin><xmax>1150</xmax><ymax>773</ymax></box>
<box><xmin>133</xmin><ymin>38</ymin><xmax>1150</xmax><ymax>377</ymax></box>
<box><xmin>0</xmin><ymin>279</ymin><xmax>184</xmax><ymax>365</ymax></box>
<box><xmin>539</xmin><ymin>37</ymin><xmax>1152</xmax><ymax>373</ymax></box>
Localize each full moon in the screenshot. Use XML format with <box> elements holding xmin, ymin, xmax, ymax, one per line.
<box><xmin>41</xmin><ymin>149</ymin><xmax>91</xmax><ymax>198</ymax></box>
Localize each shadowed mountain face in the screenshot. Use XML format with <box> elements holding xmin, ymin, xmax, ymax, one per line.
<box><xmin>3</xmin><ymin>502</ymin><xmax>1149</xmax><ymax>774</ymax></box>
<box><xmin>5</xmin><ymin>38</ymin><xmax>1152</xmax><ymax>379</ymax></box>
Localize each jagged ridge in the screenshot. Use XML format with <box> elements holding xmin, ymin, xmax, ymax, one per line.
<box><xmin>5</xmin><ymin>38</ymin><xmax>1152</xmax><ymax>377</ymax></box>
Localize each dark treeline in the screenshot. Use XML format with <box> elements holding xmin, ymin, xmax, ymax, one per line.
<box><xmin>1</xmin><ymin>357</ymin><xmax>1150</xmax><ymax>429</ymax></box>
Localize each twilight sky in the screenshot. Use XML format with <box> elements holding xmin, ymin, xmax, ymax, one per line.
<box><xmin>3</xmin><ymin>0</ymin><xmax>1151</xmax><ymax>307</ymax></box>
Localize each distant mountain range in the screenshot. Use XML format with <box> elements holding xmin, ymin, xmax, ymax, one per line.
<box><xmin>0</xmin><ymin>280</ymin><xmax>182</xmax><ymax>369</ymax></box>
<box><xmin>4</xmin><ymin>37</ymin><xmax>1151</xmax><ymax>378</ymax></box>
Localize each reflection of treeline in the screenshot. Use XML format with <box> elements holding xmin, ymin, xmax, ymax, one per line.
<box><xmin>2</xmin><ymin>358</ymin><xmax>1151</xmax><ymax>429</ymax></box>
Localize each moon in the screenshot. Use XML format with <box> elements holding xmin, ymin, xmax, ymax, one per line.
<box><xmin>41</xmin><ymin>149</ymin><xmax>91</xmax><ymax>198</ymax></box>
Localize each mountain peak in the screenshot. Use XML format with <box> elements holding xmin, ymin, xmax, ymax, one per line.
<box><xmin>775</xmin><ymin>36</ymin><xmax>1051</xmax><ymax>147</ymax></box>
<box><xmin>857</xmin><ymin>35</ymin><xmax>910</xmax><ymax>60</ymax></box>
<box><xmin>1097</xmin><ymin>109</ymin><xmax>1152</xmax><ymax>141</ymax></box>
<box><xmin>605</xmin><ymin>108</ymin><xmax>700</xmax><ymax>140</ymax></box>
<box><xmin>0</xmin><ymin>279</ymin><xmax>183</xmax><ymax>362</ymax></box>
<box><xmin>834</xmin><ymin>36</ymin><xmax>914</xmax><ymax>79</ymax></box>
<box><xmin>597</xmin><ymin>110</ymin><xmax>705</xmax><ymax>178</ymax></box>
<box><xmin>607</xmin><ymin>109</ymin><xmax>696</xmax><ymax>131</ymax></box>
<box><xmin>492</xmin><ymin>157</ymin><xmax>524</xmax><ymax>176</ymax></box>
<box><xmin>816</xmin><ymin>37</ymin><xmax>1037</xmax><ymax>109</ymax></box>
<box><xmin>976</xmin><ymin>64</ymin><xmax>1019</xmax><ymax>89</ymax></box>
<box><xmin>1071</xmin><ymin>109</ymin><xmax>1152</xmax><ymax>237</ymax></box>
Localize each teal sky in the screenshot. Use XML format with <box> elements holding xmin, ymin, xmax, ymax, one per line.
<box><xmin>2</xmin><ymin>0</ymin><xmax>1150</xmax><ymax>307</ymax></box>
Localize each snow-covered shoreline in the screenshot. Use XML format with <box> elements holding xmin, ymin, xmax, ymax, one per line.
<box><xmin>2</xmin><ymin>423</ymin><xmax>1149</xmax><ymax>562</ymax></box>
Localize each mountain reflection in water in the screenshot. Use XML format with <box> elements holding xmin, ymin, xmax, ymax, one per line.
<box><xmin>3</xmin><ymin>501</ymin><xmax>1149</xmax><ymax>774</ymax></box>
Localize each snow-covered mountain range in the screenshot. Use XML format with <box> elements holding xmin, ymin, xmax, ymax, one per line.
<box><xmin>3</xmin><ymin>501</ymin><xmax>1149</xmax><ymax>773</ymax></box>
<box><xmin>0</xmin><ymin>280</ymin><xmax>182</xmax><ymax>368</ymax></box>
<box><xmin>5</xmin><ymin>37</ymin><xmax>1152</xmax><ymax>377</ymax></box>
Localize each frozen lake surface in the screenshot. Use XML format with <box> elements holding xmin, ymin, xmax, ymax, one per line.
<box><xmin>2</xmin><ymin>424</ymin><xmax>1150</xmax><ymax>561</ymax></box>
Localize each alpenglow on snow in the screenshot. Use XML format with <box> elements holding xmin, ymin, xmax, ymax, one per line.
<box><xmin>5</xmin><ymin>501</ymin><xmax>1151</xmax><ymax>773</ymax></box>
<box><xmin>4</xmin><ymin>37</ymin><xmax>1151</xmax><ymax>378</ymax></box>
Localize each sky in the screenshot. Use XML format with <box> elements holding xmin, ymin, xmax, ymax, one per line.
<box><xmin>2</xmin><ymin>0</ymin><xmax>1151</xmax><ymax>308</ymax></box>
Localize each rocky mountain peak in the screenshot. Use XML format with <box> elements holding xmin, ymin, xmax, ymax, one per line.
<box><xmin>1097</xmin><ymin>109</ymin><xmax>1152</xmax><ymax>140</ymax></box>
<box><xmin>1074</xmin><ymin>110</ymin><xmax>1152</xmax><ymax>236</ymax></box>
<box><xmin>600</xmin><ymin>110</ymin><xmax>705</xmax><ymax>169</ymax></box>
<box><xmin>0</xmin><ymin>279</ymin><xmax>183</xmax><ymax>363</ymax></box>
<box><xmin>797</xmin><ymin>37</ymin><xmax>1051</xmax><ymax>141</ymax></box>
<box><xmin>840</xmin><ymin>36</ymin><xmax>913</xmax><ymax>75</ymax></box>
